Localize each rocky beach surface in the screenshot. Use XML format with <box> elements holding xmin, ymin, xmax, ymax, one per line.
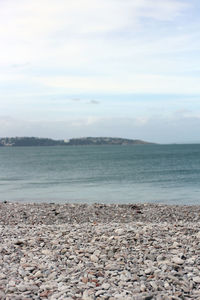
<box><xmin>0</xmin><ymin>202</ymin><xmax>200</xmax><ymax>300</ymax></box>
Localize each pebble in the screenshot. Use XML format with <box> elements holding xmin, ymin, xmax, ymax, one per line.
<box><xmin>17</xmin><ymin>284</ymin><xmax>27</xmax><ymax>292</ymax></box>
<box><xmin>150</xmin><ymin>281</ymin><xmax>158</xmax><ymax>290</ymax></box>
<box><xmin>172</xmin><ymin>256</ymin><xmax>184</xmax><ymax>265</ymax></box>
<box><xmin>115</xmin><ymin>228</ymin><xmax>124</xmax><ymax>235</ymax></box>
<box><xmin>41</xmin><ymin>249</ymin><xmax>52</xmax><ymax>255</ymax></box>
<box><xmin>102</xmin><ymin>283</ymin><xmax>110</xmax><ymax>289</ymax></box>
<box><xmin>145</xmin><ymin>268</ymin><xmax>152</xmax><ymax>275</ymax></box>
<box><xmin>82</xmin><ymin>290</ymin><xmax>93</xmax><ymax>300</ymax></box>
<box><xmin>95</xmin><ymin>290</ymin><xmax>104</xmax><ymax>296</ymax></box>
<box><xmin>193</xmin><ymin>276</ymin><xmax>200</xmax><ymax>283</ymax></box>
<box><xmin>90</xmin><ymin>254</ymin><xmax>98</xmax><ymax>263</ymax></box>
<box><xmin>0</xmin><ymin>202</ymin><xmax>199</xmax><ymax>299</ymax></box>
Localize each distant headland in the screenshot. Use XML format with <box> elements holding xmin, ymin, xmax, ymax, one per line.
<box><xmin>0</xmin><ymin>137</ymin><xmax>154</xmax><ymax>147</ymax></box>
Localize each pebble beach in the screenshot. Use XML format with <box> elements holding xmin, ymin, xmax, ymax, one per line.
<box><xmin>0</xmin><ymin>202</ymin><xmax>200</xmax><ymax>300</ymax></box>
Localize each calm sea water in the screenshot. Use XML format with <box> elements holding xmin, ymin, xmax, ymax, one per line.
<box><xmin>0</xmin><ymin>144</ymin><xmax>200</xmax><ymax>205</ymax></box>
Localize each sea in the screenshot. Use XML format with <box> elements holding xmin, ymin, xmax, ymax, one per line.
<box><xmin>0</xmin><ymin>144</ymin><xmax>200</xmax><ymax>205</ymax></box>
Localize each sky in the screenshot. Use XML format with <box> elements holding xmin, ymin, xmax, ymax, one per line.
<box><xmin>1</xmin><ymin>0</ymin><xmax>200</xmax><ymax>143</ymax></box>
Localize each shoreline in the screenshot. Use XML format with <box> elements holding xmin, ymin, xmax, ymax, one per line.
<box><xmin>1</xmin><ymin>203</ymin><xmax>200</xmax><ymax>299</ymax></box>
<box><xmin>1</xmin><ymin>202</ymin><xmax>200</xmax><ymax>225</ymax></box>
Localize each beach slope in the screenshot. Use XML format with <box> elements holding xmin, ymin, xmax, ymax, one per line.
<box><xmin>0</xmin><ymin>203</ymin><xmax>200</xmax><ymax>299</ymax></box>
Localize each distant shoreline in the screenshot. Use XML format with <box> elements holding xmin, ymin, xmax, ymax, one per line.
<box><xmin>0</xmin><ymin>136</ymin><xmax>155</xmax><ymax>147</ymax></box>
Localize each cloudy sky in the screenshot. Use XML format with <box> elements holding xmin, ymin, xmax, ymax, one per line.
<box><xmin>1</xmin><ymin>0</ymin><xmax>200</xmax><ymax>143</ymax></box>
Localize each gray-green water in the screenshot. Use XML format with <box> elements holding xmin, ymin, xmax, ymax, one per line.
<box><xmin>0</xmin><ymin>144</ymin><xmax>200</xmax><ymax>204</ymax></box>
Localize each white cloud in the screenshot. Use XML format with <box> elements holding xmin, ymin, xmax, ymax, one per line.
<box><xmin>0</xmin><ymin>0</ymin><xmax>188</xmax><ymax>66</ymax></box>
<box><xmin>0</xmin><ymin>0</ymin><xmax>200</xmax><ymax>143</ymax></box>
<box><xmin>138</xmin><ymin>0</ymin><xmax>188</xmax><ymax>20</ymax></box>
<box><xmin>0</xmin><ymin>0</ymin><xmax>196</xmax><ymax>97</ymax></box>
<box><xmin>0</xmin><ymin>73</ymin><xmax>25</xmax><ymax>82</ymax></box>
<box><xmin>0</xmin><ymin>0</ymin><xmax>186</xmax><ymax>37</ymax></box>
<box><xmin>36</xmin><ymin>74</ymin><xmax>200</xmax><ymax>95</ymax></box>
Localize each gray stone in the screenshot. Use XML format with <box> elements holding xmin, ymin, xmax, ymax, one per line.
<box><xmin>145</xmin><ymin>268</ymin><xmax>152</xmax><ymax>275</ymax></box>
<box><xmin>172</xmin><ymin>256</ymin><xmax>184</xmax><ymax>265</ymax></box>
<box><xmin>102</xmin><ymin>283</ymin><xmax>110</xmax><ymax>290</ymax></box>
<box><xmin>90</xmin><ymin>254</ymin><xmax>99</xmax><ymax>263</ymax></box>
<box><xmin>193</xmin><ymin>276</ymin><xmax>200</xmax><ymax>283</ymax></box>
<box><xmin>95</xmin><ymin>290</ymin><xmax>105</xmax><ymax>296</ymax></box>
